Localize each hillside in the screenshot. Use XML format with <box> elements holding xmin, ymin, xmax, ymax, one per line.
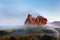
<box><xmin>49</xmin><ymin>21</ymin><xmax>60</xmax><ymax>26</ymax></box>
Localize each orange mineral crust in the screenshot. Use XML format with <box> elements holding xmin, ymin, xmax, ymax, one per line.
<box><xmin>24</xmin><ymin>14</ymin><xmax>48</xmax><ymax>26</ymax></box>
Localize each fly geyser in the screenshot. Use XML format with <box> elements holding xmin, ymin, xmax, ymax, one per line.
<box><xmin>24</xmin><ymin>14</ymin><xmax>48</xmax><ymax>26</ymax></box>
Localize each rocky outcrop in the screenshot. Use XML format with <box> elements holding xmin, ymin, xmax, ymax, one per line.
<box><xmin>24</xmin><ymin>14</ymin><xmax>48</xmax><ymax>26</ymax></box>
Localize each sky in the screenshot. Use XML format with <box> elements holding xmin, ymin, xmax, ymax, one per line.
<box><xmin>0</xmin><ymin>0</ymin><xmax>60</xmax><ymax>26</ymax></box>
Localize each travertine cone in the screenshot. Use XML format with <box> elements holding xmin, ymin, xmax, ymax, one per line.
<box><xmin>24</xmin><ymin>14</ymin><xmax>48</xmax><ymax>26</ymax></box>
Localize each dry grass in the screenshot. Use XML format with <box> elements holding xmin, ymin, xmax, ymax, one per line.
<box><xmin>0</xmin><ymin>34</ymin><xmax>58</xmax><ymax>40</ymax></box>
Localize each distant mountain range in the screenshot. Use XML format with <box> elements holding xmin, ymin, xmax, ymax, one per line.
<box><xmin>49</xmin><ymin>21</ymin><xmax>60</xmax><ymax>26</ymax></box>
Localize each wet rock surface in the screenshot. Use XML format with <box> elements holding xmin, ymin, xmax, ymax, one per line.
<box><xmin>25</xmin><ymin>14</ymin><xmax>47</xmax><ymax>26</ymax></box>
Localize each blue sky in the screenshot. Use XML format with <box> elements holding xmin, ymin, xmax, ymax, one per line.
<box><xmin>0</xmin><ymin>0</ymin><xmax>60</xmax><ymax>26</ymax></box>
